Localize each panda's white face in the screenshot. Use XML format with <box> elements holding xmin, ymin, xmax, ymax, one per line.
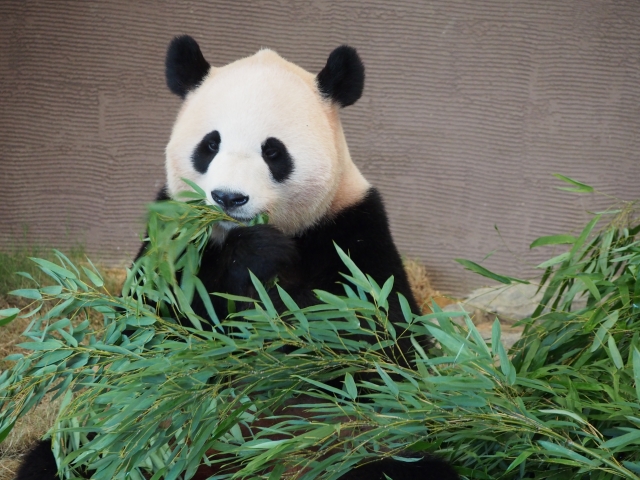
<box><xmin>166</xmin><ymin>49</ymin><xmax>367</xmax><ymax>240</ymax></box>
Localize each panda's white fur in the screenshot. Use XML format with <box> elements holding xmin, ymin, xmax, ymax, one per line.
<box><xmin>165</xmin><ymin>48</ymin><xmax>370</xmax><ymax>240</ymax></box>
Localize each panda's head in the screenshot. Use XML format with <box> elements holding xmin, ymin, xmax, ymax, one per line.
<box><xmin>164</xmin><ymin>36</ymin><xmax>370</xmax><ymax>240</ymax></box>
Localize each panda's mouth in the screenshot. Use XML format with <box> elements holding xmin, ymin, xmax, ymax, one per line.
<box><xmin>209</xmin><ymin>205</ymin><xmax>254</xmax><ymax>224</ymax></box>
<box><xmin>226</xmin><ymin>214</ymin><xmax>256</xmax><ymax>224</ymax></box>
<box><xmin>211</xmin><ymin>215</ymin><xmax>263</xmax><ymax>243</ymax></box>
<box><xmin>217</xmin><ymin>219</ymin><xmax>239</xmax><ymax>229</ymax></box>
<box><xmin>221</xmin><ymin>212</ymin><xmax>267</xmax><ymax>227</ymax></box>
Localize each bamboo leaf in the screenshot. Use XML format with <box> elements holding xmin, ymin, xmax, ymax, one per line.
<box><xmin>537</xmin><ymin>440</ymin><xmax>597</xmax><ymax>466</ymax></box>
<box><xmin>633</xmin><ymin>348</ymin><xmax>640</xmax><ymax>402</ymax></box>
<box><xmin>377</xmin><ymin>276</ymin><xmax>394</xmax><ymax>310</ymax></box>
<box><xmin>536</xmin><ymin>251</ymin><xmax>570</xmax><ymax>269</ymax></box>
<box><xmin>498</xmin><ymin>341</ymin><xmax>516</xmax><ymax>385</ymax></box>
<box><xmin>426</xmin><ymin>325</ymin><xmax>470</xmax><ymax>361</ymax></box>
<box><xmin>455</xmin><ymin>259</ymin><xmax>528</xmax><ymax>285</ymax></box>
<box><xmin>335</xmin><ymin>243</ymin><xmax>370</xmax><ymax>289</ymax></box>
<box><xmin>398</xmin><ymin>293</ymin><xmax>413</xmax><ymax>323</ymax></box>
<box><xmin>0</xmin><ymin>422</ymin><xmax>15</xmax><ymax>444</ymax></box>
<box><xmin>17</xmin><ymin>340</ymin><xmax>63</xmax><ymax>351</ymax></box>
<box><xmin>53</xmin><ymin>249</ymin><xmax>80</xmax><ymax>276</ymax></box>
<box><xmin>570</xmin><ymin>215</ymin><xmax>602</xmax><ymax>258</ymax></box>
<box><xmin>578</xmin><ymin>274</ymin><xmax>601</xmax><ymax>301</ymax></box>
<box><xmin>180</xmin><ymin>177</ymin><xmax>207</xmax><ymax>197</ymax></box>
<box><xmin>598</xmin><ymin>228</ymin><xmax>615</xmax><ymax>275</ymax></box>
<box><xmin>601</xmin><ymin>429</ymin><xmax>640</xmax><ymax>449</ymax></box>
<box><xmin>82</xmin><ymin>266</ymin><xmax>104</xmax><ymax>287</ymax></box>
<box><xmin>608</xmin><ymin>335</ymin><xmax>624</xmax><ymax>369</ymax></box>
<box><xmin>540</xmin><ymin>409</ymin><xmax>587</xmax><ymax>425</ymax></box>
<box><xmin>9</xmin><ymin>288</ymin><xmax>42</xmax><ymax>300</ymax></box>
<box><xmin>30</xmin><ymin>258</ymin><xmax>78</xmax><ymax>279</ymax></box>
<box><xmin>505</xmin><ymin>450</ymin><xmax>533</xmax><ymax>473</ymax></box>
<box><xmin>0</xmin><ymin>308</ymin><xmax>20</xmax><ymax>327</ymax></box>
<box><xmin>41</xmin><ymin>285</ymin><xmax>63</xmax><ymax>295</ymax></box>
<box><xmin>491</xmin><ymin>318</ymin><xmax>501</xmax><ymax>356</ymax></box>
<box><xmin>590</xmin><ymin>311</ymin><xmax>619</xmax><ymax>353</ymax></box>
<box><xmin>344</xmin><ymin>373</ymin><xmax>358</xmax><ymax>400</ymax></box>
<box><xmin>552</xmin><ymin>173</ymin><xmax>594</xmax><ymax>193</ymax></box>
<box><xmin>375</xmin><ymin>364</ymin><xmax>400</xmax><ymax>397</ymax></box>
<box><xmin>35</xmin><ymin>349</ymin><xmax>73</xmax><ymax>367</ymax></box>
<box><xmin>193</xmin><ymin>275</ymin><xmax>220</xmax><ymax>328</ymax></box>
<box><xmin>530</xmin><ymin>235</ymin><xmax>577</xmax><ymax>249</ymax></box>
<box><xmin>295</xmin><ymin>376</ymin><xmax>347</xmax><ymax>397</ymax></box>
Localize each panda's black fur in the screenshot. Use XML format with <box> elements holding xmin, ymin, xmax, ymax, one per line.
<box><xmin>165</xmin><ymin>35</ymin><xmax>211</xmax><ymax>99</ymax></box>
<box><xmin>317</xmin><ymin>45</ymin><xmax>365</xmax><ymax>108</ymax></box>
<box><xmin>15</xmin><ymin>37</ymin><xmax>460</xmax><ymax>480</ymax></box>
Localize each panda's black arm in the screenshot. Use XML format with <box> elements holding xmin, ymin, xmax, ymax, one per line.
<box><xmin>192</xmin><ymin>224</ymin><xmax>296</xmax><ymax>320</ymax></box>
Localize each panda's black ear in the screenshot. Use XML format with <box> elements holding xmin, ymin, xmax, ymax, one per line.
<box><xmin>165</xmin><ymin>35</ymin><xmax>211</xmax><ymax>98</ymax></box>
<box><xmin>316</xmin><ymin>45</ymin><xmax>365</xmax><ymax>108</ymax></box>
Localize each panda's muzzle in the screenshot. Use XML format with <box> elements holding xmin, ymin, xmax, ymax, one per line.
<box><xmin>211</xmin><ymin>189</ymin><xmax>249</xmax><ymax>211</ymax></box>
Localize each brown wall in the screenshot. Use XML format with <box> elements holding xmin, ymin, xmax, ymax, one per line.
<box><xmin>1</xmin><ymin>1</ymin><xmax>639</xmax><ymax>295</ymax></box>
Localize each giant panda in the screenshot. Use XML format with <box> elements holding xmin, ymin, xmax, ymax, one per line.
<box><xmin>15</xmin><ymin>36</ymin><xmax>460</xmax><ymax>480</ymax></box>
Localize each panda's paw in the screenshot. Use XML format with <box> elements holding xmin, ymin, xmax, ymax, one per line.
<box><xmin>222</xmin><ymin>225</ymin><xmax>297</xmax><ymax>294</ymax></box>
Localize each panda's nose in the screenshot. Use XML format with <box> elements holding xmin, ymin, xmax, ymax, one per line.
<box><xmin>211</xmin><ymin>190</ymin><xmax>249</xmax><ymax>210</ymax></box>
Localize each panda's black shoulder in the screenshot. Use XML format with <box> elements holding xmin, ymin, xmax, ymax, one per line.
<box><xmin>299</xmin><ymin>187</ymin><xmax>392</xmax><ymax>249</ymax></box>
<box><xmin>294</xmin><ymin>187</ymin><xmax>417</xmax><ymax>310</ymax></box>
<box><xmin>330</xmin><ymin>187</ymin><xmax>394</xmax><ymax>238</ymax></box>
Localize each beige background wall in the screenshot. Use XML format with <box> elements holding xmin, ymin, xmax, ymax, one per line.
<box><xmin>1</xmin><ymin>1</ymin><xmax>639</xmax><ymax>295</ymax></box>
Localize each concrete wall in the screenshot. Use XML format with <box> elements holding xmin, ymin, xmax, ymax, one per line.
<box><xmin>1</xmin><ymin>1</ymin><xmax>639</xmax><ymax>295</ymax></box>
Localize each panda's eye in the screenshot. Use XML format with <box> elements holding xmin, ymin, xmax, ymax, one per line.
<box><xmin>192</xmin><ymin>130</ymin><xmax>221</xmax><ymax>174</ymax></box>
<box><xmin>263</xmin><ymin>147</ymin><xmax>279</xmax><ymax>160</ymax></box>
<box><xmin>261</xmin><ymin>137</ymin><xmax>293</xmax><ymax>183</ymax></box>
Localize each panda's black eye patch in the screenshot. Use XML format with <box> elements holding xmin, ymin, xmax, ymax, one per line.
<box><xmin>192</xmin><ymin>130</ymin><xmax>221</xmax><ymax>174</ymax></box>
<box><xmin>261</xmin><ymin>137</ymin><xmax>293</xmax><ymax>183</ymax></box>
